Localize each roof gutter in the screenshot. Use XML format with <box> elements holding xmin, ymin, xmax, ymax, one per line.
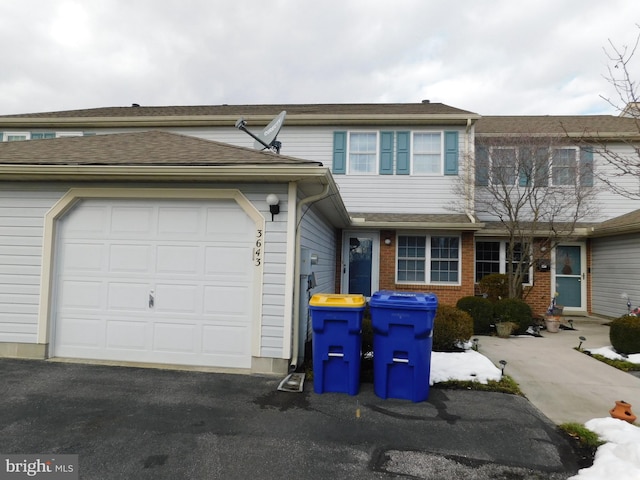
<box><xmin>0</xmin><ymin>164</ymin><xmax>332</xmax><ymax>182</ymax></box>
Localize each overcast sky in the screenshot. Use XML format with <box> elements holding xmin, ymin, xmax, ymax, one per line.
<box><xmin>1</xmin><ymin>0</ymin><xmax>640</xmax><ymax>116</ymax></box>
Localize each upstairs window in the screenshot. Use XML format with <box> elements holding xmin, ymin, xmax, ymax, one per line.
<box><xmin>412</xmin><ymin>132</ymin><xmax>442</xmax><ymax>174</ymax></box>
<box><xmin>332</xmin><ymin>130</ymin><xmax>459</xmax><ymax>175</ymax></box>
<box><xmin>476</xmin><ymin>145</ymin><xmax>592</xmax><ymax>187</ymax></box>
<box><xmin>348</xmin><ymin>132</ymin><xmax>377</xmax><ymax>175</ymax></box>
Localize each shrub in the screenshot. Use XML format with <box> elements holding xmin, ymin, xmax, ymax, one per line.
<box><xmin>610</xmin><ymin>315</ymin><xmax>640</xmax><ymax>355</ymax></box>
<box><xmin>456</xmin><ymin>296</ymin><xmax>494</xmax><ymax>334</ymax></box>
<box><xmin>478</xmin><ymin>273</ymin><xmax>509</xmax><ymax>302</ymax></box>
<box><xmin>494</xmin><ymin>298</ymin><xmax>533</xmax><ymax>334</ymax></box>
<box><xmin>433</xmin><ymin>305</ymin><xmax>473</xmax><ymax>351</ymax></box>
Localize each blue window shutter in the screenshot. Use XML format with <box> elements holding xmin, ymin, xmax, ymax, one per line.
<box><xmin>475</xmin><ymin>145</ymin><xmax>489</xmax><ymax>186</ymax></box>
<box><xmin>580</xmin><ymin>146</ymin><xmax>594</xmax><ymax>187</ymax></box>
<box><xmin>379</xmin><ymin>131</ymin><xmax>394</xmax><ymax>174</ymax></box>
<box><xmin>444</xmin><ymin>131</ymin><xmax>459</xmax><ymax>175</ymax></box>
<box><xmin>332</xmin><ymin>131</ymin><xmax>347</xmax><ymax>174</ymax></box>
<box><xmin>396</xmin><ymin>131</ymin><xmax>410</xmax><ymax>174</ymax></box>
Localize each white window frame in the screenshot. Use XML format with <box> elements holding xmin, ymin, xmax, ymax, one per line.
<box><xmin>484</xmin><ymin>145</ymin><xmax>581</xmax><ymax>187</ymax></box>
<box><xmin>411</xmin><ymin>131</ymin><xmax>443</xmax><ymax>175</ymax></box>
<box><xmin>551</xmin><ymin>146</ymin><xmax>579</xmax><ymax>186</ymax></box>
<box><xmin>396</xmin><ymin>232</ymin><xmax>461</xmax><ymax>286</ymax></box>
<box><xmin>474</xmin><ymin>239</ymin><xmax>533</xmax><ymax>286</ymax></box>
<box><xmin>3</xmin><ymin>132</ymin><xmax>30</xmax><ymax>142</ymax></box>
<box><xmin>347</xmin><ymin>131</ymin><xmax>378</xmax><ymax>175</ymax></box>
<box><xmin>56</xmin><ymin>132</ymin><xmax>84</xmax><ymax>138</ymax></box>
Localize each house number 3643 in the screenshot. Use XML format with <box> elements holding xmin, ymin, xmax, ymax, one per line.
<box><xmin>254</xmin><ymin>229</ymin><xmax>263</xmax><ymax>266</ymax></box>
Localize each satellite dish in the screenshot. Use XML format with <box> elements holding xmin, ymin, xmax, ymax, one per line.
<box><xmin>234</xmin><ymin>110</ymin><xmax>287</xmax><ymax>154</ymax></box>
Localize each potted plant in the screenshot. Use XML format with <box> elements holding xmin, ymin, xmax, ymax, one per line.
<box><xmin>495</xmin><ymin>317</ymin><xmax>517</xmax><ymax>338</ymax></box>
<box><xmin>544</xmin><ymin>293</ymin><xmax>563</xmax><ymax>333</ymax></box>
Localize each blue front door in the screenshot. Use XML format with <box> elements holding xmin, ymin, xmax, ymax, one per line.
<box><xmin>555</xmin><ymin>245</ymin><xmax>583</xmax><ymax>309</ymax></box>
<box><xmin>348</xmin><ymin>235</ymin><xmax>373</xmax><ymax>297</ymax></box>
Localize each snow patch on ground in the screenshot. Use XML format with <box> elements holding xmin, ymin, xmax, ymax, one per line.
<box><xmin>585</xmin><ymin>346</ymin><xmax>640</xmax><ymax>364</ymax></box>
<box><xmin>568</xmin><ymin>418</ymin><xmax>640</xmax><ymax>479</ymax></box>
<box><xmin>430</xmin><ymin>350</ymin><xmax>502</xmax><ymax>385</ymax></box>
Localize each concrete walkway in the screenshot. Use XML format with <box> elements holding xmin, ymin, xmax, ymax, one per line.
<box><xmin>479</xmin><ymin>316</ymin><xmax>640</xmax><ymax>425</ymax></box>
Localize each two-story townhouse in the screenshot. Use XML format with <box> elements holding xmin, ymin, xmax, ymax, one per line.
<box><xmin>1</xmin><ymin>102</ymin><xmax>639</xmax><ymax>374</ymax></box>
<box><xmin>474</xmin><ymin>115</ymin><xmax>640</xmax><ymax>317</ymax></box>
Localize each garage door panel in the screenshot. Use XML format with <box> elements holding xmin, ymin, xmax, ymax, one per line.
<box><xmin>109</xmin><ymin>244</ymin><xmax>151</xmax><ymax>273</ymax></box>
<box><xmin>156</xmin><ymin>245</ymin><xmax>201</xmax><ymax>275</ymax></box>
<box><xmin>57</xmin><ymin>317</ymin><xmax>103</xmax><ymax>349</ymax></box>
<box><xmin>107</xmin><ymin>282</ymin><xmax>150</xmax><ymax>311</ymax></box>
<box><xmin>110</xmin><ymin>206</ymin><xmax>154</xmax><ymax>236</ymax></box>
<box><xmin>53</xmin><ymin>198</ymin><xmax>255</xmax><ymax>369</ymax></box>
<box><xmin>202</xmin><ymin>325</ymin><xmax>249</xmax><ymax>356</ymax></box>
<box><xmin>153</xmin><ymin>323</ymin><xmax>197</xmax><ymax>353</ymax></box>
<box><xmin>63</xmin><ymin>206</ymin><xmax>108</xmax><ymax>237</ymax></box>
<box><xmin>205</xmin><ymin>247</ymin><xmax>251</xmax><ymax>279</ymax></box>
<box><xmin>154</xmin><ymin>284</ymin><xmax>198</xmax><ymax>314</ymax></box>
<box><xmin>203</xmin><ymin>286</ymin><xmax>249</xmax><ymax>315</ymax></box>
<box><xmin>106</xmin><ymin>320</ymin><xmax>148</xmax><ymax>350</ymax></box>
<box><xmin>63</xmin><ymin>243</ymin><xmax>105</xmax><ymax>272</ymax></box>
<box><xmin>60</xmin><ymin>280</ymin><xmax>104</xmax><ymax>309</ymax></box>
<box><xmin>158</xmin><ymin>207</ymin><xmax>201</xmax><ymax>237</ymax></box>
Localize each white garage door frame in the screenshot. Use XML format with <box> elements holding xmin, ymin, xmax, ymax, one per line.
<box><xmin>37</xmin><ymin>188</ymin><xmax>265</xmax><ymax>363</ymax></box>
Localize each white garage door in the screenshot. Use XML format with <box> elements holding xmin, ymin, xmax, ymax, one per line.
<box><xmin>52</xmin><ymin>198</ymin><xmax>256</xmax><ymax>368</ymax></box>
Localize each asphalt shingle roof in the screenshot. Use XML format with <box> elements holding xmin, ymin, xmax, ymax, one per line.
<box><xmin>0</xmin><ymin>130</ymin><xmax>322</xmax><ymax>166</ymax></box>
<box><xmin>476</xmin><ymin>115</ymin><xmax>640</xmax><ymax>136</ymax></box>
<box><xmin>0</xmin><ymin>102</ymin><xmax>476</xmax><ymax>119</ymax></box>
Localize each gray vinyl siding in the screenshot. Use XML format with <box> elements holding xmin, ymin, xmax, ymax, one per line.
<box><xmin>298</xmin><ymin>199</ymin><xmax>338</xmax><ymax>346</ymax></box>
<box><xmin>591</xmin><ymin>234</ymin><xmax>640</xmax><ymax>318</ymax></box>
<box><xmin>0</xmin><ymin>186</ymin><xmax>66</xmax><ymax>342</ymax></box>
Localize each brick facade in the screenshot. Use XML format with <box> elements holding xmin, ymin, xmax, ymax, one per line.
<box><xmin>334</xmin><ymin>230</ymin><xmax>592</xmax><ymax>316</ymax></box>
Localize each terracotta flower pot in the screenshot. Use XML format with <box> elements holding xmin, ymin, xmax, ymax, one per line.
<box><xmin>610</xmin><ymin>400</ymin><xmax>637</xmax><ymax>423</ymax></box>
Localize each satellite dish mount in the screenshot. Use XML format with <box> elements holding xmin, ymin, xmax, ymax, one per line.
<box><xmin>235</xmin><ymin>110</ymin><xmax>287</xmax><ymax>154</ymax></box>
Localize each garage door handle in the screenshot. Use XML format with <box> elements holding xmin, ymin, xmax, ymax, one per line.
<box><xmin>149</xmin><ymin>291</ymin><xmax>154</xmax><ymax>308</ymax></box>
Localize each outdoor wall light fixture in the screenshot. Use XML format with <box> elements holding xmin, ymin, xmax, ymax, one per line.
<box><xmin>578</xmin><ymin>336</ymin><xmax>586</xmax><ymax>350</ymax></box>
<box><xmin>499</xmin><ymin>360</ymin><xmax>507</xmax><ymax>377</ymax></box>
<box><xmin>384</xmin><ymin>237</ymin><xmax>392</xmax><ymax>246</ymax></box>
<box><xmin>266</xmin><ymin>194</ymin><xmax>280</xmax><ymax>221</ymax></box>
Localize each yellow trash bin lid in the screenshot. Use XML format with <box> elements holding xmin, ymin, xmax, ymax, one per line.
<box><xmin>309</xmin><ymin>294</ymin><xmax>366</xmax><ymax>308</ymax></box>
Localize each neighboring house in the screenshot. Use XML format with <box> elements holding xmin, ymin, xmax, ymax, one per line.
<box><xmin>0</xmin><ymin>102</ymin><xmax>639</xmax><ymax>373</ymax></box>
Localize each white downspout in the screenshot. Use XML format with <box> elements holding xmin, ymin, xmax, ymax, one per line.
<box><xmin>290</xmin><ymin>182</ymin><xmax>331</xmax><ymax>371</ymax></box>
<box><xmin>465</xmin><ymin>117</ymin><xmax>476</xmax><ymax>224</ymax></box>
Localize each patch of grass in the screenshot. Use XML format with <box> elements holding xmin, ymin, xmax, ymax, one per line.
<box><xmin>576</xmin><ymin>348</ymin><xmax>640</xmax><ymax>372</ymax></box>
<box><xmin>559</xmin><ymin>423</ymin><xmax>604</xmax><ymax>449</ymax></box>
<box><xmin>433</xmin><ymin>375</ymin><xmax>523</xmax><ymax>396</ymax></box>
<box><xmin>559</xmin><ymin>423</ymin><xmax>603</xmax><ymax>469</ymax></box>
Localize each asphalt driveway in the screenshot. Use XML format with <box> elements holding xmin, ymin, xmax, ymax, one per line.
<box><xmin>0</xmin><ymin>359</ymin><xmax>581</xmax><ymax>479</ymax></box>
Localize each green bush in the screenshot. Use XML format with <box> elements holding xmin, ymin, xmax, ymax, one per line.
<box><xmin>433</xmin><ymin>305</ymin><xmax>474</xmax><ymax>352</ymax></box>
<box><xmin>494</xmin><ymin>298</ymin><xmax>533</xmax><ymax>334</ymax></box>
<box><xmin>478</xmin><ymin>273</ymin><xmax>509</xmax><ymax>302</ymax></box>
<box><xmin>456</xmin><ymin>296</ymin><xmax>494</xmax><ymax>334</ymax></box>
<box><xmin>610</xmin><ymin>315</ymin><xmax>640</xmax><ymax>355</ymax></box>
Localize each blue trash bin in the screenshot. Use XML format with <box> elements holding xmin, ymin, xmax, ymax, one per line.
<box><xmin>309</xmin><ymin>294</ymin><xmax>366</xmax><ymax>395</ymax></box>
<box><xmin>369</xmin><ymin>290</ymin><xmax>438</xmax><ymax>402</ymax></box>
